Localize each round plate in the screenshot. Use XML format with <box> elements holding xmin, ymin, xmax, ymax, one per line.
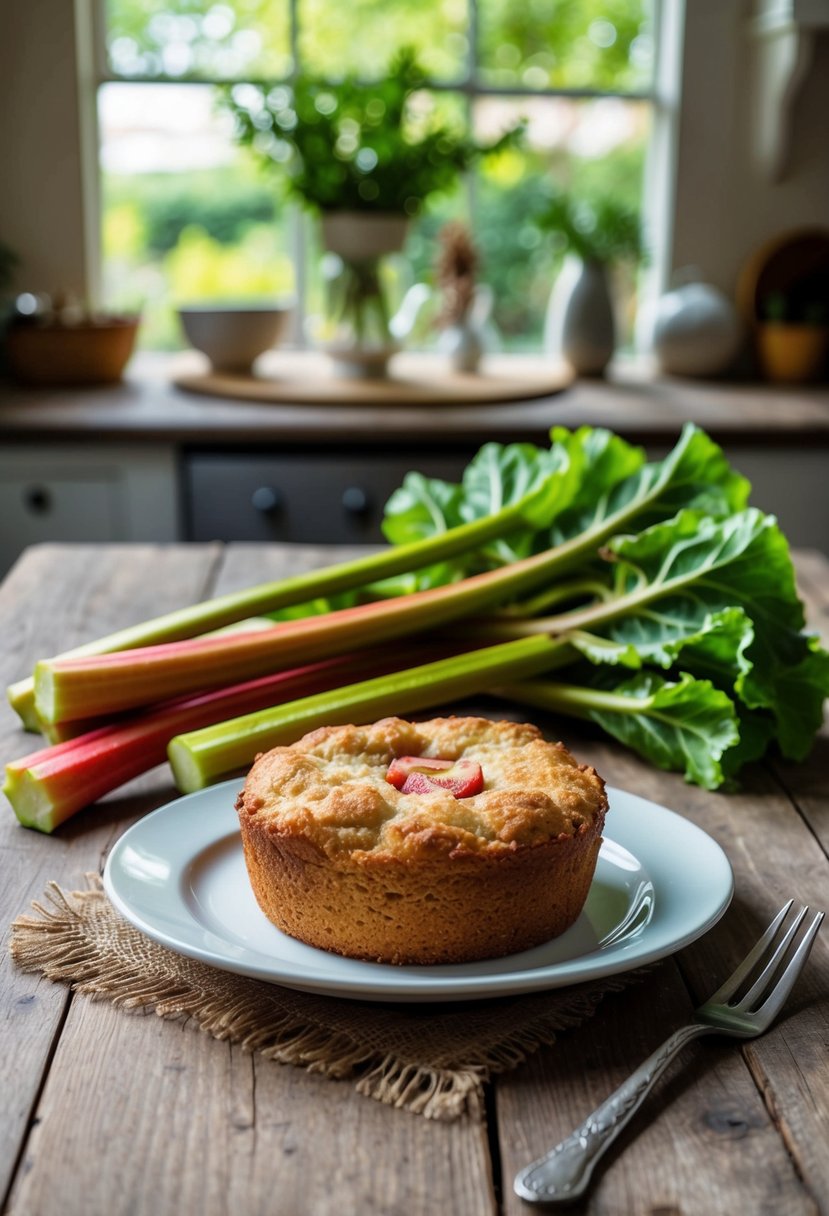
<box><xmin>103</xmin><ymin>782</ymin><xmax>733</xmax><ymax>1003</ymax></box>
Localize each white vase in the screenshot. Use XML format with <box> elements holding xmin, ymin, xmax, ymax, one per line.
<box><xmin>318</xmin><ymin>211</ymin><xmax>409</xmax><ymax>378</ymax></box>
<box><xmin>546</xmin><ymin>257</ymin><xmax>615</xmax><ymax>378</ymax></box>
<box><xmin>652</xmin><ymin>278</ymin><xmax>742</xmax><ymax>377</ymax></box>
<box><xmin>436</xmin><ymin>284</ymin><xmax>496</xmax><ymax>373</ymax></box>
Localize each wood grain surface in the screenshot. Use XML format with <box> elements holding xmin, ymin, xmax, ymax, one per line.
<box><xmin>173</xmin><ymin>352</ymin><xmax>573</xmax><ymax>406</ymax></box>
<box><xmin>1</xmin><ymin>542</ymin><xmax>827</xmax><ymax>1216</ymax></box>
<box><xmin>1</xmin><ymin>354</ymin><xmax>828</xmax><ymax>448</ymax></box>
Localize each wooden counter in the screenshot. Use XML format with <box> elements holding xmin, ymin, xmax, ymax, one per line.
<box><xmin>1</xmin><ymin>542</ymin><xmax>828</xmax><ymax>1216</ymax></box>
<box><xmin>0</xmin><ymin>352</ymin><xmax>827</xmax><ymax>448</ymax></box>
<box><xmin>0</xmin><ymin>354</ymin><xmax>827</xmax><ymax>566</ymax></box>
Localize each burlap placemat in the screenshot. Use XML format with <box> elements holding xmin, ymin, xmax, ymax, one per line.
<box><xmin>10</xmin><ymin>876</ymin><xmax>641</xmax><ymax>1121</ymax></box>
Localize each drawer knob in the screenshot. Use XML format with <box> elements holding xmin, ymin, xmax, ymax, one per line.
<box><xmin>251</xmin><ymin>486</ymin><xmax>281</xmax><ymax>514</ymax></box>
<box><xmin>24</xmin><ymin>486</ymin><xmax>52</xmax><ymax>515</ymax></box>
<box><xmin>342</xmin><ymin>486</ymin><xmax>370</xmax><ymax>515</ymax></box>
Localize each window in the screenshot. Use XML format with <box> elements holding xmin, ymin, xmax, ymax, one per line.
<box><xmin>97</xmin><ymin>1</ymin><xmax>657</xmax><ymax>351</ymax></box>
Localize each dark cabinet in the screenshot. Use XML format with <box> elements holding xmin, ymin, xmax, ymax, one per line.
<box><xmin>183</xmin><ymin>449</ymin><xmax>471</xmax><ymax>544</ymax></box>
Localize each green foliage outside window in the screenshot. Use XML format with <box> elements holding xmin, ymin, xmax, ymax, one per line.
<box><xmin>222</xmin><ymin>50</ymin><xmax>522</xmax><ymax>215</ymax></box>
<box><xmin>100</xmin><ymin>0</ymin><xmax>652</xmax><ymax>350</ymax></box>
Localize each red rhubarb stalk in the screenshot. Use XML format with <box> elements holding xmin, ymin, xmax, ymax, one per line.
<box><xmin>34</xmin><ymin>538</ymin><xmax>597</xmax><ymax>725</ymax></box>
<box><xmin>5</xmin><ymin>650</ymin><xmax>408</xmax><ymax>833</ymax></box>
<box><xmin>8</xmin><ymin>474</ymin><xmax>567</xmax><ymax>730</ymax></box>
<box><xmin>168</xmin><ymin>635</ymin><xmax>568</xmax><ymax>792</ymax></box>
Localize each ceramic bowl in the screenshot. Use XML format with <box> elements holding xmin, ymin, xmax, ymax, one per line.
<box><xmin>177</xmin><ymin>304</ymin><xmax>292</xmax><ymax>374</ymax></box>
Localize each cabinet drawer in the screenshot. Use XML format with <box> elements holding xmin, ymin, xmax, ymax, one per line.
<box><xmin>0</xmin><ymin>472</ymin><xmax>122</xmax><ymax>550</ymax></box>
<box><xmin>184</xmin><ymin>451</ymin><xmax>469</xmax><ymax>544</ymax></box>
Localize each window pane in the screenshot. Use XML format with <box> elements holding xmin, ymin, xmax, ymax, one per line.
<box><xmin>105</xmin><ymin>0</ymin><xmax>292</xmax><ymax>80</ymax></box>
<box><xmin>477</xmin><ymin>0</ymin><xmax>653</xmax><ymax>92</ymax></box>
<box><xmin>302</xmin><ymin>92</ymin><xmax>469</xmax><ymax>349</ymax></box>
<box><xmin>472</xmin><ymin>96</ymin><xmax>649</xmax><ymax>349</ymax></box>
<box><xmin>99</xmin><ymin>83</ymin><xmax>294</xmax><ymax>349</ymax></box>
<box><xmin>297</xmin><ymin>0</ymin><xmax>469</xmax><ymax>81</ymax></box>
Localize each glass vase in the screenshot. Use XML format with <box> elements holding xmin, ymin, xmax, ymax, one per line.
<box><xmin>318</xmin><ymin>212</ymin><xmax>409</xmax><ymax>378</ymax></box>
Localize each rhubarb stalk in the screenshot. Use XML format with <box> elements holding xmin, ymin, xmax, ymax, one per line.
<box><xmin>8</xmin><ymin>478</ymin><xmax>564</xmax><ymax>730</ymax></box>
<box><xmin>32</xmin><ymin>532</ymin><xmax>609</xmax><ymax>724</ymax></box>
<box><xmin>5</xmin><ymin>649</ymin><xmax>411</xmax><ymax>833</ymax></box>
<box><xmin>167</xmin><ymin>635</ymin><xmax>568</xmax><ymax>793</ymax></box>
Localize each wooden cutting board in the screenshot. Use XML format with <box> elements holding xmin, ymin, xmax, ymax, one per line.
<box><xmin>173</xmin><ymin>351</ymin><xmax>572</xmax><ymax>406</ymax></box>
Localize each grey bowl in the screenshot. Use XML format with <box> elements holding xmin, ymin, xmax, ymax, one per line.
<box><xmin>178</xmin><ymin>304</ymin><xmax>292</xmax><ymax>374</ymax></box>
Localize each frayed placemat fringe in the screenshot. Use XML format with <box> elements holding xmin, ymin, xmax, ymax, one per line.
<box><xmin>11</xmin><ymin>876</ymin><xmax>644</xmax><ymax>1121</ymax></box>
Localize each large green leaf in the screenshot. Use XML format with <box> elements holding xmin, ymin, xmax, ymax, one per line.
<box><xmin>381</xmin><ymin>472</ymin><xmax>465</xmax><ymax>546</ymax></box>
<box><xmin>457</xmin><ymin>441</ymin><xmax>582</xmax><ymax>563</ymax></box>
<box><xmin>498</xmin><ymin>670</ymin><xmax>740</xmax><ymax>790</ymax></box>
<box><xmin>563</xmin><ymin>509</ymin><xmax>829</xmax><ymax>759</ymax></box>
<box><xmin>587</xmin><ymin>672</ymin><xmax>740</xmax><ymax>791</ymax></box>
<box><xmin>549</xmin><ymin>423</ymin><xmax>750</xmax><ymax>546</ymax></box>
<box><xmin>381</xmin><ymin>438</ymin><xmax>583</xmax><ymax>587</ymax></box>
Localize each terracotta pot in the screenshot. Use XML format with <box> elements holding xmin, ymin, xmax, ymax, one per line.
<box><xmin>756</xmin><ymin>322</ymin><xmax>829</xmax><ymax>384</ymax></box>
<box><xmin>5</xmin><ymin>317</ymin><xmax>139</xmax><ymax>386</ymax></box>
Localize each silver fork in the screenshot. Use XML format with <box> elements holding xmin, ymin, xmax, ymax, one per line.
<box><xmin>514</xmin><ymin>901</ymin><xmax>824</xmax><ymax>1207</ymax></box>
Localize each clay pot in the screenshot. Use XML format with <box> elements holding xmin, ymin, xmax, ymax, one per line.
<box><xmin>756</xmin><ymin>322</ymin><xmax>829</xmax><ymax>383</ymax></box>
<box><xmin>5</xmin><ymin>317</ymin><xmax>139</xmax><ymax>386</ymax></box>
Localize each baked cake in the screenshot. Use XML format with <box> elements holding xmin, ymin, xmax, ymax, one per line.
<box><xmin>235</xmin><ymin>716</ymin><xmax>607</xmax><ymax>965</ymax></box>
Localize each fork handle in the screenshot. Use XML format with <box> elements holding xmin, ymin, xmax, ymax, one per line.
<box><xmin>514</xmin><ymin>1022</ymin><xmax>712</xmax><ymax>1205</ymax></box>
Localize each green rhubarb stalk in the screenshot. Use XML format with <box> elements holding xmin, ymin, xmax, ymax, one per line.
<box><xmin>34</xmin><ymin>426</ymin><xmax>744</xmax><ymax>725</ymax></box>
<box><xmin>32</xmin><ymin>524</ymin><xmax>627</xmax><ymax>724</ymax></box>
<box><xmin>5</xmin><ymin>650</ymin><xmax>404</xmax><ymax>833</ymax></box>
<box><xmin>7</xmin><ymin>477</ymin><xmax>566</xmax><ymax>731</ymax></box>
<box><xmin>168</xmin><ymin>635</ymin><xmax>569</xmax><ymax>793</ymax></box>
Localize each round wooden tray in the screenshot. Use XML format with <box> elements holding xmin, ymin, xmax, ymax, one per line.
<box><xmin>173</xmin><ymin>351</ymin><xmax>572</xmax><ymax>406</ymax></box>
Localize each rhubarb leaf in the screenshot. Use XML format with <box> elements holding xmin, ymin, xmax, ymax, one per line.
<box><xmin>456</xmin><ymin>440</ymin><xmax>584</xmax><ymax>562</ymax></box>
<box><xmin>571</xmin><ymin>508</ymin><xmax>829</xmax><ymax>759</ymax></box>
<box><xmin>381</xmin><ymin>439</ymin><xmax>584</xmax><ymax>587</ymax></box>
<box><xmin>497</xmin><ymin>670</ymin><xmax>740</xmax><ymax>790</ymax></box>
<box><xmin>381</xmin><ymin>473</ymin><xmax>465</xmax><ymax>546</ymax></box>
<box><xmin>575</xmin><ymin>672</ymin><xmax>741</xmax><ymax>792</ymax></box>
<box><xmin>548</xmin><ymin>423</ymin><xmax>750</xmax><ymax>547</ymax></box>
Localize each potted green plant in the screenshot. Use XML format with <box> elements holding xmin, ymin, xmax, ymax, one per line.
<box><xmin>539</xmin><ymin>190</ymin><xmax>644</xmax><ymax>377</ymax></box>
<box><xmin>223</xmin><ymin>50</ymin><xmax>520</xmax><ymax>376</ymax></box>
<box><xmin>756</xmin><ymin>290</ymin><xmax>829</xmax><ymax>383</ymax></box>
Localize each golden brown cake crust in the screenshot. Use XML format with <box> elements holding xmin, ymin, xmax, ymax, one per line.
<box><xmin>236</xmin><ymin>716</ymin><xmax>608</xmax><ymax>965</ymax></box>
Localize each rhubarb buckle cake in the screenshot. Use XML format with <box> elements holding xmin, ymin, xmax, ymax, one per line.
<box><xmin>235</xmin><ymin>716</ymin><xmax>608</xmax><ymax>965</ymax></box>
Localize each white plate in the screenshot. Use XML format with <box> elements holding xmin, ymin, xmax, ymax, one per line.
<box><xmin>103</xmin><ymin>781</ymin><xmax>733</xmax><ymax>1003</ymax></box>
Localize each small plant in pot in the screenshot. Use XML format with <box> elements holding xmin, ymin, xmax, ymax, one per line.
<box><xmin>433</xmin><ymin>222</ymin><xmax>496</xmax><ymax>373</ymax></box>
<box><xmin>756</xmin><ymin>290</ymin><xmax>829</xmax><ymax>384</ymax></box>
<box><xmin>222</xmin><ymin>50</ymin><xmax>520</xmax><ymax>377</ymax></box>
<box><xmin>539</xmin><ymin>190</ymin><xmax>644</xmax><ymax>378</ymax></box>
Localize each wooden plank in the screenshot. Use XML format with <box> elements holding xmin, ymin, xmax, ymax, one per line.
<box><xmin>498</xmin><ymin>961</ymin><xmax>816</xmax><ymax>1216</ymax></box>
<box><xmin>7</xmin><ymin>995</ymin><xmax>495</xmax><ymax>1216</ymax></box>
<box><xmin>202</xmin><ymin>542</ymin><xmax>495</xmax><ymax>1216</ymax></box>
<box><xmin>0</xmin><ymin>544</ymin><xmax>222</xmax><ymax>1202</ymax></box>
<box><xmin>4</xmin><ymin>543</ymin><xmax>496</xmax><ymax>1216</ymax></box>
<box><xmin>555</xmin><ymin>733</ymin><xmax>829</xmax><ymax>1211</ymax></box>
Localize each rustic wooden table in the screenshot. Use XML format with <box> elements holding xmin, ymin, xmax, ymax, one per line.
<box><xmin>2</xmin><ymin>542</ymin><xmax>828</xmax><ymax>1216</ymax></box>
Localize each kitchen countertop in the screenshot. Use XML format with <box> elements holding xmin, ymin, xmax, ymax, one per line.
<box><xmin>0</xmin><ymin>352</ymin><xmax>827</xmax><ymax>448</ymax></box>
<box><xmin>1</xmin><ymin>541</ymin><xmax>828</xmax><ymax>1215</ymax></box>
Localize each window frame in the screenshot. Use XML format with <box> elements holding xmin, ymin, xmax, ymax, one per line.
<box><xmin>83</xmin><ymin>0</ymin><xmax>683</xmax><ymax>350</ymax></box>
